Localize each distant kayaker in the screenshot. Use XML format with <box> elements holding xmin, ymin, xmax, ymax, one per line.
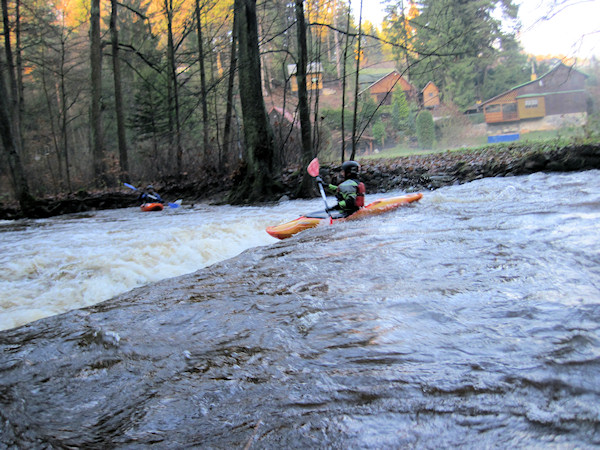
<box><xmin>138</xmin><ymin>185</ymin><xmax>163</xmax><ymax>204</ymax></box>
<box><xmin>319</xmin><ymin>161</ymin><xmax>365</xmax><ymax>217</ymax></box>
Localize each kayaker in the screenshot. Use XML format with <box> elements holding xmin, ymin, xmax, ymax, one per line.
<box><xmin>138</xmin><ymin>185</ymin><xmax>163</xmax><ymax>204</ymax></box>
<box><xmin>319</xmin><ymin>160</ymin><xmax>365</xmax><ymax>217</ymax></box>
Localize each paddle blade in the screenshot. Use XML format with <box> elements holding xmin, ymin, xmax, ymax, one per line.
<box><xmin>307</xmin><ymin>158</ymin><xmax>320</xmax><ymax>177</ymax></box>
<box><xmin>123</xmin><ymin>182</ymin><xmax>138</xmax><ymax>191</ymax></box>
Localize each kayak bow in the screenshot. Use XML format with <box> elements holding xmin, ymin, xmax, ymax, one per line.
<box><xmin>140</xmin><ymin>202</ymin><xmax>164</xmax><ymax>212</ymax></box>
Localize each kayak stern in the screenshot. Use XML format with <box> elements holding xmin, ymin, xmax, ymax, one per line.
<box><xmin>266</xmin><ymin>217</ymin><xmax>323</xmax><ymax>239</ymax></box>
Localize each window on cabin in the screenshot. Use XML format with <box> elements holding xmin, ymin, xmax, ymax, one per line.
<box><xmin>525</xmin><ymin>99</ymin><xmax>538</xmax><ymax>108</ymax></box>
<box><xmin>486</xmin><ymin>104</ymin><xmax>501</xmax><ymax>113</ymax></box>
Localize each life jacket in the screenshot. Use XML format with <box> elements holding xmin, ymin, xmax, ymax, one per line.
<box><xmin>337</xmin><ymin>179</ymin><xmax>365</xmax><ymax>212</ymax></box>
<box><xmin>356</xmin><ymin>181</ymin><xmax>365</xmax><ymax>208</ymax></box>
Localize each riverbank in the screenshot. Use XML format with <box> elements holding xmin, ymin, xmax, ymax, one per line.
<box><xmin>1</xmin><ymin>141</ymin><xmax>599</xmax><ymax>220</ymax></box>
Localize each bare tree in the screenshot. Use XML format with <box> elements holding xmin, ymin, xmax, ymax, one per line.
<box><xmin>164</xmin><ymin>0</ymin><xmax>183</xmax><ymax>176</ymax></box>
<box><xmin>195</xmin><ymin>0</ymin><xmax>210</xmax><ymax>168</ymax></box>
<box><xmin>2</xmin><ymin>0</ymin><xmax>22</xmax><ymax>150</ymax></box>
<box><xmin>350</xmin><ymin>0</ymin><xmax>362</xmax><ymax>161</ymax></box>
<box><xmin>90</xmin><ymin>0</ymin><xmax>107</xmax><ymax>186</ymax></box>
<box><xmin>295</xmin><ymin>0</ymin><xmax>314</xmax><ymax>198</ymax></box>
<box><xmin>110</xmin><ymin>0</ymin><xmax>129</xmax><ymax>183</ymax></box>
<box><xmin>0</xmin><ymin>56</ymin><xmax>34</xmax><ymax>213</ymax></box>
<box><xmin>340</xmin><ymin>0</ymin><xmax>352</xmax><ymax>161</ymax></box>
<box><xmin>228</xmin><ymin>0</ymin><xmax>281</xmax><ymax>204</ymax></box>
<box><xmin>222</xmin><ymin>6</ymin><xmax>238</xmax><ymax>172</ymax></box>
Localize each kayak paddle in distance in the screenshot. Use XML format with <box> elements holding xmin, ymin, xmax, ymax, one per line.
<box><xmin>123</xmin><ymin>182</ymin><xmax>181</xmax><ymax>208</ymax></box>
<box><xmin>307</xmin><ymin>158</ymin><xmax>333</xmax><ymax>222</ymax></box>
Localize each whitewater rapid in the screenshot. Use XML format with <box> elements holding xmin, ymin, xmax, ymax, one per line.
<box><xmin>0</xmin><ymin>201</ymin><xmax>324</xmax><ymax>331</ymax></box>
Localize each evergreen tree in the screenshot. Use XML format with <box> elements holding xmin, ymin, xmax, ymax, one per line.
<box><xmin>372</xmin><ymin>118</ymin><xmax>386</xmax><ymax>146</ymax></box>
<box><xmin>416</xmin><ymin>109</ymin><xmax>434</xmax><ymax>149</ymax></box>
<box><xmin>395</xmin><ymin>0</ymin><xmax>520</xmax><ymax>109</ymax></box>
<box><xmin>391</xmin><ymin>86</ymin><xmax>410</xmax><ymax>131</ymax></box>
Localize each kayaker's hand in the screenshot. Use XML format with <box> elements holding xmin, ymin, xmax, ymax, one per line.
<box><xmin>315</xmin><ymin>176</ymin><xmax>323</xmax><ymax>183</ymax></box>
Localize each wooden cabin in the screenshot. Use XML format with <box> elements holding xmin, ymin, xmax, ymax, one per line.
<box><xmin>359</xmin><ymin>70</ymin><xmax>415</xmax><ymax>105</ymax></box>
<box><xmin>287</xmin><ymin>62</ymin><xmax>323</xmax><ymax>92</ymax></box>
<box><xmin>421</xmin><ymin>81</ymin><xmax>440</xmax><ymax>109</ymax></box>
<box><xmin>480</xmin><ymin>62</ymin><xmax>588</xmax><ymax>124</ymax></box>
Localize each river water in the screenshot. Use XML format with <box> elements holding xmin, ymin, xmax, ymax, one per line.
<box><xmin>0</xmin><ymin>202</ymin><xmax>286</xmax><ymax>331</ymax></box>
<box><xmin>1</xmin><ymin>170</ymin><xmax>599</xmax><ymax>447</ymax></box>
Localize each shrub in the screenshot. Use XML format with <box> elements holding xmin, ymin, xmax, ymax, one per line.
<box><xmin>372</xmin><ymin>118</ymin><xmax>387</xmax><ymax>146</ymax></box>
<box><xmin>416</xmin><ymin>110</ymin><xmax>435</xmax><ymax>149</ymax></box>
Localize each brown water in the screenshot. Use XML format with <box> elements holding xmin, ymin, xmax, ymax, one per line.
<box><xmin>1</xmin><ymin>170</ymin><xmax>599</xmax><ymax>448</ymax></box>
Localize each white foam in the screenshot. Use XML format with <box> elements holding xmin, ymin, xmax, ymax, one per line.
<box><xmin>0</xmin><ymin>202</ymin><xmax>316</xmax><ymax>331</ymax></box>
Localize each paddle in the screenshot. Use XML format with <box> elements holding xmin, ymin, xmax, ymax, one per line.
<box><xmin>123</xmin><ymin>183</ymin><xmax>181</xmax><ymax>208</ymax></box>
<box><xmin>307</xmin><ymin>158</ymin><xmax>332</xmax><ymax>221</ymax></box>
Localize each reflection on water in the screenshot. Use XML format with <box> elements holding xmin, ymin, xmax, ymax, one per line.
<box><xmin>1</xmin><ymin>170</ymin><xmax>599</xmax><ymax>447</ymax></box>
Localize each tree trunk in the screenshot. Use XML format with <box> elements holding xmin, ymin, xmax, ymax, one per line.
<box><xmin>294</xmin><ymin>0</ymin><xmax>314</xmax><ymax>198</ymax></box>
<box><xmin>351</xmin><ymin>0</ymin><xmax>362</xmax><ymax>161</ymax></box>
<box><xmin>59</xmin><ymin>40</ymin><xmax>72</xmax><ymax>191</ymax></box>
<box><xmin>15</xmin><ymin>0</ymin><xmax>23</xmax><ymax>138</ymax></box>
<box><xmin>195</xmin><ymin>0</ymin><xmax>210</xmax><ymax>168</ymax></box>
<box><xmin>222</xmin><ymin>6</ymin><xmax>238</xmax><ymax>172</ymax></box>
<box><xmin>0</xmin><ymin>57</ymin><xmax>34</xmax><ymax>214</ymax></box>
<box><xmin>90</xmin><ymin>0</ymin><xmax>107</xmax><ymax>187</ymax></box>
<box><xmin>340</xmin><ymin>3</ymin><xmax>352</xmax><ymax>162</ymax></box>
<box><xmin>110</xmin><ymin>0</ymin><xmax>130</xmax><ymax>183</ymax></box>
<box><xmin>40</xmin><ymin>52</ymin><xmax>61</xmax><ymax>193</ymax></box>
<box><xmin>228</xmin><ymin>0</ymin><xmax>280</xmax><ymax>204</ymax></box>
<box><xmin>165</xmin><ymin>0</ymin><xmax>182</xmax><ymax>176</ymax></box>
<box><xmin>2</xmin><ymin>0</ymin><xmax>22</xmax><ymax>151</ymax></box>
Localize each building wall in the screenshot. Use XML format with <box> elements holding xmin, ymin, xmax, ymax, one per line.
<box><xmin>290</xmin><ymin>72</ymin><xmax>323</xmax><ymax>92</ymax></box>
<box><xmin>423</xmin><ymin>84</ymin><xmax>440</xmax><ymax>108</ymax></box>
<box><xmin>517</xmin><ymin>96</ymin><xmax>546</xmax><ymax>119</ymax></box>
<box><xmin>483</xmin><ymin>91</ymin><xmax>518</xmax><ymax>123</ymax></box>
<box><xmin>367</xmin><ymin>72</ymin><xmax>414</xmax><ymax>105</ymax></box>
<box><xmin>370</xmin><ymin>72</ymin><xmax>412</xmax><ymax>94</ymax></box>
<box><xmin>514</xmin><ymin>64</ymin><xmax>587</xmax><ymax>116</ymax></box>
<box><xmin>486</xmin><ymin>112</ymin><xmax>587</xmax><ymax>135</ymax></box>
<box><xmin>544</xmin><ymin>91</ymin><xmax>587</xmax><ymax>115</ymax></box>
<box><xmin>518</xmin><ymin>65</ymin><xmax>586</xmax><ymax>96</ymax></box>
<box><xmin>481</xmin><ymin>64</ymin><xmax>588</xmax><ymax>124</ymax></box>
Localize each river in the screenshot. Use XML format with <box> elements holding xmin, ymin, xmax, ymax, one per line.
<box><xmin>0</xmin><ymin>202</ymin><xmax>287</xmax><ymax>331</ymax></box>
<box><xmin>1</xmin><ymin>170</ymin><xmax>599</xmax><ymax>447</ymax></box>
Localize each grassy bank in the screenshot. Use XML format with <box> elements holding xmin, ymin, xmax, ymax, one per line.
<box><xmin>354</xmin><ymin>123</ymin><xmax>595</xmax><ymax>161</ymax></box>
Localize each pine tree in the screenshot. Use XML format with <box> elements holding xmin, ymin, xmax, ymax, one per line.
<box><xmin>416</xmin><ymin>110</ymin><xmax>435</xmax><ymax>149</ymax></box>
<box><xmin>391</xmin><ymin>87</ymin><xmax>410</xmax><ymax>131</ymax></box>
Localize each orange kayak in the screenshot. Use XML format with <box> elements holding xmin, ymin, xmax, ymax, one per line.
<box><xmin>140</xmin><ymin>202</ymin><xmax>164</xmax><ymax>212</ymax></box>
<box><xmin>266</xmin><ymin>192</ymin><xmax>423</xmax><ymax>239</ymax></box>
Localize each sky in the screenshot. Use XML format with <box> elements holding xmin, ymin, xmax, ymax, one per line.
<box><xmin>351</xmin><ymin>0</ymin><xmax>600</xmax><ymax>60</ymax></box>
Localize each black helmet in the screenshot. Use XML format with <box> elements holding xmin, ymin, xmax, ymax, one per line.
<box><xmin>146</xmin><ymin>185</ymin><xmax>154</xmax><ymax>190</ymax></box>
<box><xmin>341</xmin><ymin>160</ymin><xmax>360</xmax><ymax>178</ymax></box>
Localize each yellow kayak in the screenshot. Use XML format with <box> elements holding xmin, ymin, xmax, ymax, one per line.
<box><xmin>266</xmin><ymin>193</ymin><xmax>423</xmax><ymax>239</ymax></box>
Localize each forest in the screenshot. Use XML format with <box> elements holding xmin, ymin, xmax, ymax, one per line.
<box><xmin>1</xmin><ymin>0</ymin><xmax>598</xmax><ymax>213</ymax></box>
